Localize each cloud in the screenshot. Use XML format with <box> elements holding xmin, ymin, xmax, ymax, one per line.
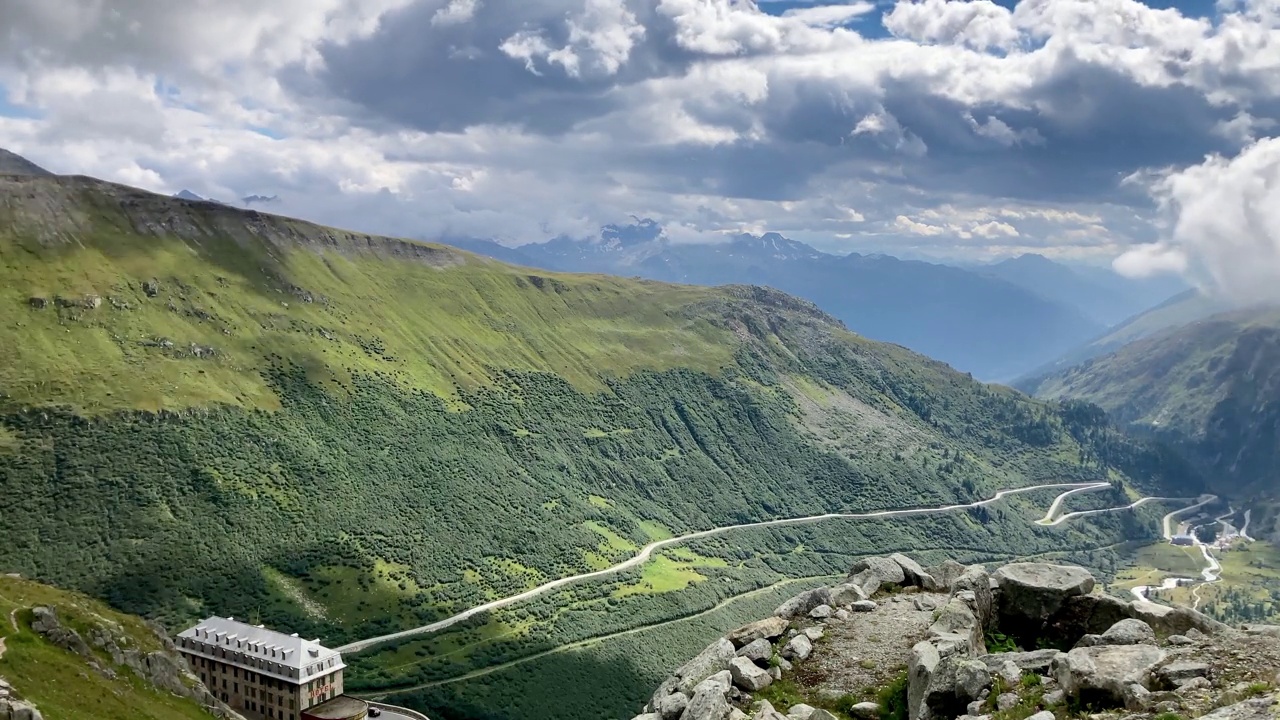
<box><xmin>3</xmin><ymin>0</ymin><xmax>1280</xmax><ymax>273</ymax></box>
<box><xmin>1115</xmin><ymin>136</ymin><xmax>1280</xmax><ymax>302</ymax></box>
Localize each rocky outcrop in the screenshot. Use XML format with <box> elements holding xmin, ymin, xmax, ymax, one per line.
<box><xmin>633</xmin><ymin>555</ymin><xmax>1250</xmax><ymax>720</ymax></box>
<box><xmin>0</xmin><ymin>678</ymin><xmax>44</xmax><ymax>720</ymax></box>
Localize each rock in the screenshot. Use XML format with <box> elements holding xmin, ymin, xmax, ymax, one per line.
<box><xmin>908</xmin><ymin>640</ymin><xmax>940</xmax><ymax>720</ymax></box>
<box><xmin>1052</xmin><ymin>644</ymin><xmax>1166</xmax><ymax>709</ymax></box>
<box><xmin>830</xmin><ymin>582</ymin><xmax>869</xmax><ymax>606</ymax></box>
<box><xmin>998</xmin><ymin>660</ymin><xmax>1022</xmax><ymax>686</ymax></box>
<box><xmin>1198</xmin><ymin>696</ymin><xmax>1279</xmax><ymax>720</ymax></box>
<box><xmin>730</xmin><ymin>657</ymin><xmax>773</xmax><ymax>692</ymax></box>
<box><xmin>1176</xmin><ymin>677</ymin><xmax>1211</xmax><ymax>694</ymax></box>
<box><xmin>980</xmin><ymin>649</ymin><xmax>1060</xmax><ymax>674</ymax></box>
<box><xmin>1075</xmin><ymin>634</ymin><xmax>1105</xmax><ymax>648</ymax></box>
<box><xmin>890</xmin><ymin>554</ymin><xmax>937</xmax><ymax>589</ymax></box>
<box><xmin>737</xmin><ymin>638</ymin><xmax>773</xmax><ymax>665</ymax></box>
<box><xmin>675</xmin><ymin>639</ymin><xmax>738</xmax><ymax>695</ymax></box>
<box><xmin>1101</xmin><ymin>619</ymin><xmax>1156</xmax><ymax>646</ymax></box>
<box><xmin>996</xmin><ymin>693</ymin><xmax>1019</xmax><ymax>711</ymax></box>
<box><xmin>776</xmin><ymin>588</ymin><xmax>834</xmax><ymax>620</ymax></box>
<box><xmin>1166</xmin><ymin>634</ymin><xmax>1194</xmax><ymax>646</ymax></box>
<box><xmin>777</xmin><ymin>657</ymin><xmax>792</xmax><ymax>671</ymax></box>
<box><xmin>993</xmin><ymin>563</ymin><xmax>1095</xmax><ymax>633</ymax></box>
<box><xmin>913</xmin><ymin>596</ymin><xmax>938</xmax><ymax>612</ymax></box>
<box><xmin>802</xmin><ymin>627</ymin><xmax>824</xmax><ymax>641</ymax></box>
<box><xmin>27</xmin><ymin>297</ymin><xmax>47</xmax><ymax>309</ymax></box>
<box><xmin>1026</xmin><ymin>712</ymin><xmax>1055</xmax><ymax>720</ymax></box>
<box><xmin>782</xmin><ymin>634</ymin><xmax>812</xmax><ymax>661</ymax></box>
<box><xmin>928</xmin><ymin>597</ymin><xmax>983</xmax><ymax>655</ymax></box>
<box><xmin>951</xmin><ymin>566</ymin><xmax>994</xmax><ymax>629</ymax></box>
<box><xmin>1128</xmin><ymin>602</ymin><xmax>1228</xmax><ymax>638</ymax></box>
<box><xmin>143</xmin><ymin>279</ymin><xmax>160</xmax><ymax>297</ymax></box>
<box><xmin>925</xmin><ymin>560</ymin><xmax>968</xmax><ymax>592</ymax></box>
<box><xmin>729</xmin><ymin>712</ymin><xmax>748</xmax><ymax>720</ymax></box>
<box><xmin>1242</xmin><ymin>624</ymin><xmax>1280</xmax><ymax>637</ymax></box>
<box><xmin>681</xmin><ymin>682</ymin><xmax>731</xmax><ymax>720</ymax></box>
<box><xmin>849</xmin><ymin>702</ymin><xmax>881</xmax><ymax>719</ymax></box>
<box><xmin>850</xmin><ymin>600</ymin><xmax>877</xmax><ymax>613</ymax></box>
<box><xmin>809</xmin><ymin>605</ymin><xmax>833</xmax><ymax>620</ymax></box>
<box><xmin>834</xmin><ymin>609</ymin><xmax>851</xmax><ymax>622</ymax></box>
<box><xmin>634</xmin><ymin>715</ymin><xmax>662</xmax><ymax>720</ymax></box>
<box><xmin>807</xmin><ymin>712</ymin><xmax>839</xmax><ymax>720</ymax></box>
<box><xmin>750</xmin><ymin>701</ymin><xmax>787</xmax><ymax>720</ymax></box>
<box><xmin>850</xmin><ymin>556</ymin><xmax>907</xmax><ymax>593</ymax></box>
<box><xmin>29</xmin><ymin>607</ymin><xmax>91</xmax><ymax>658</ymax></box>
<box><xmin>728</xmin><ymin>617</ymin><xmax>790</xmax><ymax>649</ymax></box>
<box><xmin>1156</xmin><ymin>661</ymin><xmax>1209</xmax><ymax>686</ymax></box>
<box><xmin>694</xmin><ymin>671</ymin><xmax>733</xmax><ymax>696</ymax></box>
<box><xmin>786</xmin><ymin>704</ymin><xmax>817</xmax><ymax>720</ymax></box>
<box><xmin>658</xmin><ymin>692</ymin><xmax>690</xmax><ymax>720</ymax></box>
<box><xmin>1043</xmin><ymin>690</ymin><xmax>1065</xmax><ymax>706</ymax></box>
<box><xmin>769</xmin><ymin>667</ymin><xmax>782</xmax><ymax>681</ymax></box>
<box><xmin>81</xmin><ymin>294</ymin><xmax>102</xmax><ymax>309</ymax></box>
<box><xmin>966</xmin><ymin>700</ymin><xmax>984</xmax><ymax>716</ymax></box>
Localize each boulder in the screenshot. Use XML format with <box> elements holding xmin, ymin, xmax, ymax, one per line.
<box><xmin>850</xmin><ymin>557</ymin><xmax>907</xmax><ymax>590</ymax></box>
<box><xmin>1176</xmin><ymin>677</ymin><xmax>1212</xmax><ymax>694</ymax></box>
<box><xmin>750</xmin><ymin>701</ymin><xmax>786</xmax><ymax>720</ymax></box>
<box><xmin>1052</xmin><ymin>644</ymin><xmax>1166</xmax><ymax>709</ymax></box>
<box><xmin>1026</xmin><ymin>712</ymin><xmax>1055</xmax><ymax>720</ymax></box>
<box><xmin>694</xmin><ymin>671</ymin><xmax>733</xmax><ymax>697</ymax></box>
<box><xmin>830</xmin><ymin>582</ymin><xmax>868</xmax><ymax>606</ymax></box>
<box><xmin>996</xmin><ymin>693</ymin><xmax>1018</xmax><ymax>711</ymax></box>
<box><xmin>980</xmin><ymin>649</ymin><xmax>1059</xmax><ymax>674</ymax></box>
<box><xmin>807</xmin><ymin>712</ymin><xmax>839</xmax><ymax>720</ymax></box>
<box><xmin>993</xmin><ymin>564</ymin><xmax>1095</xmax><ymax>634</ymax></box>
<box><xmin>890</xmin><ymin>554</ymin><xmax>937</xmax><ymax>589</ymax></box>
<box><xmin>681</xmin><ymin>682</ymin><xmax>731</xmax><ymax>720</ymax></box>
<box><xmin>651</xmin><ymin>638</ymin><xmax>737</xmax><ymax>707</ymax></box>
<box><xmin>850</xmin><ymin>601</ymin><xmax>877</xmax><ymax>613</ymax></box>
<box><xmin>1042</xmin><ymin>593</ymin><xmax>1132</xmax><ymax>648</ymax></box>
<box><xmin>1042</xmin><ymin>690</ymin><xmax>1065</xmax><ymax>706</ymax></box>
<box><xmin>1100</xmin><ymin>619</ymin><xmax>1156</xmax><ymax>646</ymax></box>
<box><xmin>786</xmin><ymin>704</ymin><xmax>817</xmax><ymax>720</ymax></box>
<box><xmin>848</xmin><ymin>702</ymin><xmax>881</xmax><ymax>719</ymax></box>
<box><xmin>913</xmin><ymin>596</ymin><xmax>938</xmax><ymax>612</ymax></box>
<box><xmin>29</xmin><ymin>607</ymin><xmax>91</xmax><ymax>658</ymax></box>
<box><xmin>908</xmin><ymin>641</ymin><xmax>941</xmax><ymax>720</ymax></box>
<box><xmin>782</xmin><ymin>635</ymin><xmax>813</xmax><ymax>661</ymax></box>
<box><xmin>925</xmin><ymin>560</ymin><xmax>969</xmax><ymax>592</ymax></box>
<box><xmin>1197</xmin><ymin>696</ymin><xmax>1278</xmax><ymax>720</ymax></box>
<box><xmin>775</xmin><ymin>588</ymin><xmax>834</xmax><ymax>620</ymax></box>
<box><xmin>1166</xmin><ymin>635</ymin><xmax>1194</xmax><ymax>646</ymax></box>
<box><xmin>730</xmin><ymin>657</ymin><xmax>773</xmax><ymax>692</ymax></box>
<box><xmin>928</xmin><ymin>597</ymin><xmax>983</xmax><ymax>656</ymax></box>
<box><xmin>1242</xmin><ymin>624</ymin><xmax>1280</xmax><ymax>637</ymax></box>
<box><xmin>634</xmin><ymin>715</ymin><xmax>662</xmax><ymax>720</ymax></box>
<box><xmin>951</xmin><ymin>566</ymin><xmax>994</xmax><ymax>629</ymax></box>
<box><xmin>657</xmin><ymin>693</ymin><xmax>690</xmax><ymax>720</ymax></box>
<box><xmin>809</xmin><ymin>605</ymin><xmax>833</xmax><ymax>620</ymax></box>
<box><xmin>1156</xmin><ymin>661</ymin><xmax>1210</xmax><ymax>686</ymax></box>
<box><xmin>1128</xmin><ymin>602</ymin><xmax>1228</xmax><ymax>638</ymax></box>
<box><xmin>802</xmin><ymin>627</ymin><xmax>824</xmax><ymax>641</ymax></box>
<box><xmin>737</xmin><ymin>638</ymin><xmax>773</xmax><ymax>665</ymax></box>
<box><xmin>730</xmin><ymin>711</ymin><xmax>748</xmax><ymax>720</ymax></box>
<box><xmin>997</xmin><ymin>660</ymin><xmax>1021</xmax><ymax>686</ymax></box>
<box><xmin>727</xmin><ymin>617</ymin><xmax>790</xmax><ymax>649</ymax></box>
<box><xmin>911</xmin><ymin>650</ymin><xmax>992</xmax><ymax>720</ymax></box>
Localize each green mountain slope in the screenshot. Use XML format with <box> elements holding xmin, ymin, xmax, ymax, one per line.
<box><xmin>1026</xmin><ymin>306</ymin><xmax>1280</xmax><ymax>500</ymax></box>
<box><xmin>0</xmin><ymin>167</ymin><xmax>1198</xmax><ymax>660</ymax></box>
<box><xmin>0</xmin><ymin>574</ymin><xmax>220</xmax><ymax>720</ymax></box>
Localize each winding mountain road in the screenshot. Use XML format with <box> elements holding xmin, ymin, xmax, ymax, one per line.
<box><xmin>338</xmin><ymin>481</ymin><xmax>1114</xmax><ymax>654</ymax></box>
<box><xmin>1037</xmin><ymin>489</ymin><xmax>1202</xmax><ymax>528</ymax></box>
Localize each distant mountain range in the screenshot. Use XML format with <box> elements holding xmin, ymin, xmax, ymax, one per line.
<box><xmin>445</xmin><ymin>225</ymin><xmax>1183</xmax><ymax>382</ymax></box>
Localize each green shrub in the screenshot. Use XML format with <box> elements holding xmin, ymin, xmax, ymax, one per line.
<box><xmin>877</xmin><ymin>671</ymin><xmax>910</xmax><ymax>720</ymax></box>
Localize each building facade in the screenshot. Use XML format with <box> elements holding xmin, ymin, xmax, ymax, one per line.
<box><xmin>177</xmin><ymin>617</ymin><xmax>348</xmax><ymax>720</ymax></box>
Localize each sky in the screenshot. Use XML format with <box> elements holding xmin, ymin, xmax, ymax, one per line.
<box><xmin>3</xmin><ymin>0</ymin><xmax>1280</xmax><ymax>299</ymax></box>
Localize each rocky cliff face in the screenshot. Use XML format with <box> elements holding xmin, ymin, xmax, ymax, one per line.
<box><xmin>633</xmin><ymin>555</ymin><xmax>1280</xmax><ymax>720</ymax></box>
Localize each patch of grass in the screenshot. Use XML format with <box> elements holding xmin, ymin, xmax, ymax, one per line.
<box><xmin>1155</xmin><ymin>713</ymin><xmax>1186</xmax><ymax>720</ymax></box>
<box><xmin>861</xmin><ymin>659</ymin><xmax>878</xmax><ymax>670</ymax></box>
<box><xmin>986</xmin><ymin>629</ymin><xmax>1019</xmax><ymax>653</ymax></box>
<box><xmin>877</xmin><ymin>670</ymin><xmax>910</xmax><ymax>720</ymax></box>
<box><xmin>1020</xmin><ymin>672</ymin><xmax>1042</xmax><ymax>688</ymax></box>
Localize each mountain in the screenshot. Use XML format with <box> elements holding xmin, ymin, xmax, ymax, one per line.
<box><xmin>1018</xmin><ymin>288</ymin><xmax>1239</xmax><ymax>383</ymax></box>
<box><xmin>0</xmin><ymin>574</ymin><xmax>226</xmax><ymax>720</ymax></box>
<box><xmin>0</xmin><ymin>149</ymin><xmax>52</xmax><ymax>177</ymax></box>
<box><xmin>982</xmin><ymin>253</ymin><xmax>1185</xmax><ymax>327</ymax></box>
<box><xmin>453</xmin><ymin>229</ymin><xmax>1106</xmax><ymax>381</ymax></box>
<box><xmin>1025</xmin><ymin>305</ymin><xmax>1280</xmax><ymax>503</ymax></box>
<box><xmin>173</xmin><ymin>189</ymin><xmax>207</xmax><ymax>202</ymax></box>
<box><xmin>0</xmin><ymin>162</ymin><xmax>1199</xmax><ymax>720</ymax></box>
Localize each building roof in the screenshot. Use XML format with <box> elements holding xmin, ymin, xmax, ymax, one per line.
<box><xmin>303</xmin><ymin>695</ymin><xmax>369</xmax><ymax>720</ymax></box>
<box><xmin>177</xmin><ymin>616</ymin><xmax>344</xmax><ymax>684</ymax></box>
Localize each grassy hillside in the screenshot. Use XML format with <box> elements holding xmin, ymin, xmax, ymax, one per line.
<box><xmin>0</xmin><ymin>574</ymin><xmax>217</xmax><ymax>720</ymax></box>
<box><xmin>1027</xmin><ymin>306</ymin><xmax>1280</xmax><ymax>500</ymax></box>
<box><xmin>0</xmin><ymin>169</ymin><xmax>1204</xmax><ymax>720</ymax></box>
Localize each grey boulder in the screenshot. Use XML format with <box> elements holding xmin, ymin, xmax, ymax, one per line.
<box><xmin>737</xmin><ymin>638</ymin><xmax>773</xmax><ymax>665</ymax></box>
<box><xmin>680</xmin><ymin>683</ymin><xmax>731</xmax><ymax>720</ymax></box>
<box><xmin>1052</xmin><ymin>644</ymin><xmax>1166</xmax><ymax>709</ymax></box>
<box><xmin>890</xmin><ymin>553</ymin><xmax>937</xmax><ymax>589</ymax></box>
<box><xmin>776</xmin><ymin>588</ymin><xmax>834</xmax><ymax>620</ymax></box>
<box><xmin>830</xmin><ymin>582</ymin><xmax>869</xmax><ymax>606</ymax></box>
<box><xmin>730</xmin><ymin>657</ymin><xmax>774</xmax><ymax>692</ymax></box>
<box><xmin>850</xmin><ymin>556</ymin><xmax>907</xmax><ymax>589</ymax></box>
<box><xmin>657</xmin><ymin>692</ymin><xmax>690</xmax><ymax>720</ymax></box>
<box><xmin>782</xmin><ymin>634</ymin><xmax>813</xmax><ymax>661</ymax></box>
<box><xmin>728</xmin><ymin>617</ymin><xmax>790</xmax><ymax>649</ymax></box>
<box><xmin>994</xmin><ymin>563</ymin><xmax>1095</xmax><ymax>629</ymax></box>
<box><xmin>1198</xmin><ymin>696</ymin><xmax>1279</xmax><ymax>720</ymax></box>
